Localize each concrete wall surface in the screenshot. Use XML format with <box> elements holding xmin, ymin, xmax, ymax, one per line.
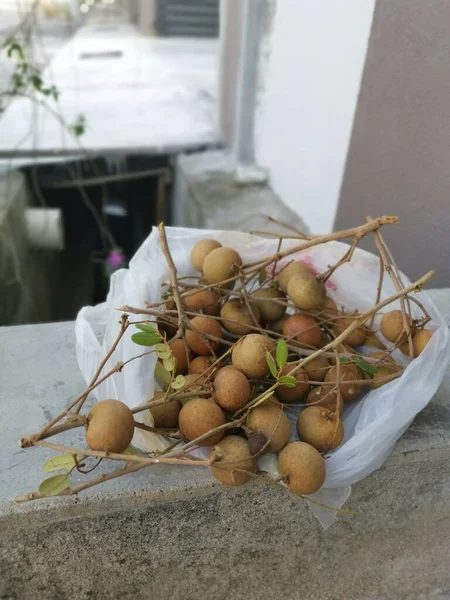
<box><xmin>253</xmin><ymin>0</ymin><xmax>376</xmax><ymax>234</ymax></box>
<box><xmin>335</xmin><ymin>0</ymin><xmax>450</xmax><ymax>288</ymax></box>
<box><xmin>1</xmin><ymin>289</ymin><xmax>450</xmax><ymax>598</ymax></box>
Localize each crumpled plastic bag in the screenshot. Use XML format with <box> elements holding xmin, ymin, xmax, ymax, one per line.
<box><xmin>75</xmin><ymin>226</ymin><xmax>450</xmax><ymax>527</ymax></box>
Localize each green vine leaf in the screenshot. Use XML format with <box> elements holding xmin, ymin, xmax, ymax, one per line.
<box><xmin>42</xmin><ymin>454</ymin><xmax>75</xmax><ymax>473</ymax></box>
<box><xmin>123</xmin><ymin>445</ymin><xmax>140</xmax><ymax>456</ymax></box>
<box><xmin>163</xmin><ymin>356</ymin><xmax>175</xmax><ymax>372</ymax></box>
<box><xmin>171</xmin><ymin>375</ymin><xmax>185</xmax><ymax>390</ymax></box>
<box><xmin>39</xmin><ymin>474</ymin><xmax>70</xmax><ymax>497</ymax></box>
<box><xmin>278</xmin><ymin>375</ymin><xmax>297</xmax><ymax>388</ymax></box>
<box><xmin>276</xmin><ymin>339</ymin><xmax>288</xmax><ymax>369</ymax></box>
<box><xmin>355</xmin><ymin>356</ymin><xmax>378</xmax><ymax>377</ymax></box>
<box><xmin>154</xmin><ymin>361</ymin><xmax>172</xmax><ymax>384</ymax></box>
<box><xmin>131</xmin><ymin>331</ymin><xmax>162</xmax><ymax>347</ymax></box>
<box><xmin>266</xmin><ymin>352</ymin><xmax>278</xmax><ymax>378</ymax></box>
<box><xmin>71</xmin><ymin>114</ymin><xmax>86</xmax><ymax>137</ymax></box>
<box><xmin>155</xmin><ymin>343</ymin><xmax>171</xmax><ymax>360</ymax></box>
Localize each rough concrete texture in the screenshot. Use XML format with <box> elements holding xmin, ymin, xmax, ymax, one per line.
<box><xmin>174</xmin><ymin>149</ymin><xmax>309</xmax><ymax>234</ymax></box>
<box><xmin>1</xmin><ymin>290</ymin><xmax>450</xmax><ymax>599</ymax></box>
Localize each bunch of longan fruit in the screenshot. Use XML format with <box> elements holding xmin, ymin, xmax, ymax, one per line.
<box><xmin>84</xmin><ymin>238</ymin><xmax>435</xmax><ymax>497</ymax></box>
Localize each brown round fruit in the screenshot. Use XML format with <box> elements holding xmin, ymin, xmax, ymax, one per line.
<box><xmin>303</xmin><ymin>356</ymin><xmax>330</xmax><ymax>382</ymax></box>
<box><xmin>181</xmin><ymin>373</ymin><xmax>207</xmax><ymax>392</ymax></box>
<box><xmin>169</xmin><ymin>338</ymin><xmax>191</xmax><ymax>375</ymax></box>
<box><xmin>203</xmin><ymin>247</ymin><xmax>242</xmax><ymax>286</ymax></box>
<box><xmin>367</xmin><ymin>353</ymin><xmax>400</xmax><ymax>389</ymax></box>
<box><xmin>278</xmin><ymin>261</ymin><xmax>314</xmax><ymax>292</ymax></box>
<box><xmin>324</xmin><ymin>364</ymin><xmax>363</xmax><ymax>402</ymax></box>
<box><xmin>278</xmin><ymin>441</ymin><xmax>326</xmax><ymax>495</ymax></box>
<box><xmin>210</xmin><ymin>436</ymin><xmax>256</xmax><ymax>486</ymax></box>
<box><xmin>185</xmin><ymin>316</ymin><xmax>222</xmax><ymax>355</ymax></box>
<box><xmin>274</xmin><ymin>364</ymin><xmax>310</xmax><ymax>403</ymax></box>
<box><xmin>231</xmin><ymin>334</ymin><xmax>276</xmax><ymax>378</ymax></box>
<box><xmin>269</xmin><ymin>315</ymin><xmax>288</xmax><ymax>334</ymax></box>
<box><xmin>297</xmin><ymin>406</ymin><xmax>344</xmax><ymax>452</ymax></box>
<box><xmin>362</xmin><ymin>330</ymin><xmax>386</xmax><ymax>350</ymax></box>
<box><xmin>287</xmin><ymin>272</ymin><xmax>326</xmax><ymax>311</ymax></box>
<box><xmin>401</xmin><ymin>328</ymin><xmax>434</xmax><ymax>358</ymax></box>
<box><xmin>246</xmin><ymin>403</ymin><xmax>291</xmax><ymax>453</ymax></box>
<box><xmin>306</xmin><ymin>386</ymin><xmax>343</xmax><ymax>413</ymax></box>
<box><xmin>183</xmin><ymin>288</ymin><xmax>221</xmax><ymax>316</ymax></box>
<box><xmin>190</xmin><ymin>239</ymin><xmax>222</xmax><ymax>272</ymax></box>
<box><xmin>220</xmin><ymin>299</ymin><xmax>260</xmax><ymax>335</ymax></box>
<box><xmin>189</xmin><ymin>355</ymin><xmax>219</xmax><ymax>380</ymax></box>
<box><xmin>332</xmin><ymin>313</ymin><xmax>368</xmax><ymax>347</ymax></box>
<box><xmin>149</xmin><ymin>391</ymin><xmax>181</xmax><ymax>428</ymax></box>
<box><xmin>251</xmin><ymin>287</ymin><xmax>286</xmax><ymax>322</ymax></box>
<box><xmin>178</xmin><ymin>398</ymin><xmax>226</xmax><ymax>447</ymax></box>
<box><xmin>313</xmin><ymin>296</ymin><xmax>338</xmax><ymax>320</ymax></box>
<box><xmin>213</xmin><ymin>365</ymin><xmax>251</xmax><ymax>411</ymax></box>
<box><xmin>282</xmin><ymin>314</ymin><xmax>322</xmax><ymax>348</ymax></box>
<box><xmin>86</xmin><ymin>399</ymin><xmax>135</xmax><ymax>453</ymax></box>
<box><xmin>381</xmin><ymin>310</ymin><xmax>416</xmax><ymax>343</ymax></box>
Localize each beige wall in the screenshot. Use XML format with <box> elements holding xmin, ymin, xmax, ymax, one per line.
<box><xmin>335</xmin><ymin>0</ymin><xmax>450</xmax><ymax>287</ymax></box>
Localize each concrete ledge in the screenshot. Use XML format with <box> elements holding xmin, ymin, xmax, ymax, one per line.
<box><xmin>1</xmin><ymin>289</ymin><xmax>450</xmax><ymax>599</ymax></box>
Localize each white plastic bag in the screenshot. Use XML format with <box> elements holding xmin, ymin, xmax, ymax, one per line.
<box><xmin>75</xmin><ymin>226</ymin><xmax>450</xmax><ymax>526</ymax></box>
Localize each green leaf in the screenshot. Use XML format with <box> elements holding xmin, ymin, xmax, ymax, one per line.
<box><xmin>123</xmin><ymin>445</ymin><xmax>140</xmax><ymax>456</ymax></box>
<box><xmin>355</xmin><ymin>356</ymin><xmax>378</xmax><ymax>377</ymax></box>
<box><xmin>278</xmin><ymin>375</ymin><xmax>297</xmax><ymax>388</ymax></box>
<box><xmin>134</xmin><ymin>323</ymin><xmax>159</xmax><ymax>334</ymax></box>
<box><xmin>259</xmin><ymin>268</ymin><xmax>267</xmax><ymax>285</ymax></box>
<box><xmin>30</xmin><ymin>73</ymin><xmax>42</xmax><ymax>90</ymax></box>
<box><xmin>42</xmin><ymin>454</ymin><xmax>75</xmax><ymax>473</ymax></box>
<box><xmin>155</xmin><ymin>343</ymin><xmax>171</xmax><ymax>360</ymax></box>
<box><xmin>272</xmin><ymin>280</ymin><xmax>280</xmax><ymax>290</ymax></box>
<box><xmin>154</xmin><ymin>361</ymin><xmax>172</xmax><ymax>384</ymax></box>
<box><xmin>339</xmin><ymin>356</ymin><xmax>350</xmax><ymax>363</ymax></box>
<box><xmin>265</xmin><ymin>351</ymin><xmax>278</xmax><ymax>378</ymax></box>
<box><xmin>276</xmin><ymin>339</ymin><xmax>288</xmax><ymax>369</ymax></box>
<box><xmin>171</xmin><ymin>375</ymin><xmax>185</xmax><ymax>390</ymax></box>
<box><xmin>131</xmin><ymin>331</ymin><xmax>161</xmax><ymax>347</ymax></box>
<box><xmin>163</xmin><ymin>356</ymin><xmax>175</xmax><ymax>372</ymax></box>
<box><xmin>39</xmin><ymin>474</ymin><xmax>70</xmax><ymax>497</ymax></box>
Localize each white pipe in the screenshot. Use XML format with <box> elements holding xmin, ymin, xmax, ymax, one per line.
<box><xmin>25</xmin><ymin>208</ymin><xmax>65</xmax><ymax>251</ymax></box>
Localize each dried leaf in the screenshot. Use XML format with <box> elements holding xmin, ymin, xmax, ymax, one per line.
<box><xmin>39</xmin><ymin>474</ymin><xmax>70</xmax><ymax>497</ymax></box>
<box><xmin>42</xmin><ymin>454</ymin><xmax>75</xmax><ymax>473</ymax></box>
<box><xmin>265</xmin><ymin>352</ymin><xmax>278</xmax><ymax>379</ymax></box>
<box><xmin>276</xmin><ymin>340</ymin><xmax>288</xmax><ymax>369</ymax></box>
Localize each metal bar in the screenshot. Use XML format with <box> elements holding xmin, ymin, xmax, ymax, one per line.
<box><xmin>39</xmin><ymin>167</ymin><xmax>172</xmax><ymax>190</ymax></box>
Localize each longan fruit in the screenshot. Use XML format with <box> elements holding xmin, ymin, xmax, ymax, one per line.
<box><xmin>332</xmin><ymin>313</ymin><xmax>367</xmax><ymax>347</ymax></box>
<box><xmin>306</xmin><ymin>386</ymin><xmax>343</xmax><ymax>413</ymax></box>
<box><xmin>269</xmin><ymin>315</ymin><xmax>288</xmax><ymax>334</ymax></box>
<box><xmin>231</xmin><ymin>334</ymin><xmax>276</xmax><ymax>378</ymax></box>
<box><xmin>178</xmin><ymin>398</ymin><xmax>226</xmax><ymax>447</ymax></box>
<box><xmin>313</xmin><ymin>296</ymin><xmax>338</xmax><ymax>320</ymax></box>
<box><xmin>251</xmin><ymin>287</ymin><xmax>286</xmax><ymax>322</ymax></box>
<box><xmin>246</xmin><ymin>403</ymin><xmax>291</xmax><ymax>453</ymax></box>
<box><xmin>185</xmin><ymin>316</ymin><xmax>222</xmax><ymax>355</ymax></box>
<box><xmin>282</xmin><ymin>314</ymin><xmax>322</xmax><ymax>348</ymax></box>
<box><xmin>278</xmin><ymin>442</ymin><xmax>326</xmax><ymax>495</ymax></box>
<box><xmin>189</xmin><ymin>355</ymin><xmax>219</xmax><ymax>380</ymax></box>
<box><xmin>297</xmin><ymin>406</ymin><xmax>344</xmax><ymax>452</ymax></box>
<box><xmin>149</xmin><ymin>391</ymin><xmax>181</xmax><ymax>428</ymax></box>
<box><xmin>203</xmin><ymin>247</ymin><xmax>242</xmax><ymax>286</ymax></box>
<box><xmin>169</xmin><ymin>338</ymin><xmax>191</xmax><ymax>375</ymax></box>
<box><xmin>381</xmin><ymin>310</ymin><xmax>416</xmax><ymax>344</ymax></box>
<box><xmin>220</xmin><ymin>299</ymin><xmax>260</xmax><ymax>335</ymax></box>
<box><xmin>210</xmin><ymin>436</ymin><xmax>256</xmax><ymax>486</ymax></box>
<box><xmin>274</xmin><ymin>364</ymin><xmax>310</xmax><ymax>403</ymax></box>
<box><xmin>303</xmin><ymin>356</ymin><xmax>330</xmax><ymax>382</ymax></box>
<box><xmin>86</xmin><ymin>399</ymin><xmax>134</xmax><ymax>453</ymax></box>
<box><xmin>183</xmin><ymin>288</ymin><xmax>221</xmax><ymax>316</ymax></box>
<box><xmin>287</xmin><ymin>272</ymin><xmax>326</xmax><ymax>311</ymax></box>
<box><xmin>366</xmin><ymin>352</ymin><xmax>400</xmax><ymax>389</ymax></box>
<box><xmin>278</xmin><ymin>261</ymin><xmax>314</xmax><ymax>292</ymax></box>
<box><xmin>401</xmin><ymin>328</ymin><xmax>434</xmax><ymax>358</ymax></box>
<box><xmin>213</xmin><ymin>365</ymin><xmax>251</xmax><ymax>411</ymax></box>
<box><xmin>324</xmin><ymin>363</ymin><xmax>363</xmax><ymax>402</ymax></box>
<box><xmin>190</xmin><ymin>239</ymin><xmax>222</xmax><ymax>272</ymax></box>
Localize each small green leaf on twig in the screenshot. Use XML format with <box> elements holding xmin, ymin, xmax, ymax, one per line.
<box><xmin>131</xmin><ymin>331</ymin><xmax>162</xmax><ymax>347</ymax></box>
<box><xmin>154</xmin><ymin>361</ymin><xmax>172</xmax><ymax>384</ymax></box>
<box><xmin>39</xmin><ymin>474</ymin><xmax>70</xmax><ymax>497</ymax></box>
<box><xmin>355</xmin><ymin>356</ymin><xmax>378</xmax><ymax>377</ymax></box>
<box><xmin>171</xmin><ymin>375</ymin><xmax>185</xmax><ymax>390</ymax></box>
<box><xmin>42</xmin><ymin>454</ymin><xmax>75</xmax><ymax>473</ymax></box>
<box><xmin>134</xmin><ymin>322</ymin><xmax>160</xmax><ymax>334</ymax></box>
<box><xmin>339</xmin><ymin>356</ymin><xmax>350</xmax><ymax>363</ymax></box>
<box><xmin>155</xmin><ymin>343</ymin><xmax>171</xmax><ymax>360</ymax></box>
<box><xmin>71</xmin><ymin>114</ymin><xmax>86</xmax><ymax>137</ymax></box>
<box><xmin>276</xmin><ymin>339</ymin><xmax>288</xmax><ymax>369</ymax></box>
<box><xmin>163</xmin><ymin>356</ymin><xmax>175</xmax><ymax>372</ymax></box>
<box><xmin>123</xmin><ymin>445</ymin><xmax>140</xmax><ymax>456</ymax></box>
<box><xmin>272</xmin><ymin>280</ymin><xmax>280</xmax><ymax>290</ymax></box>
<box><xmin>266</xmin><ymin>352</ymin><xmax>278</xmax><ymax>378</ymax></box>
<box><xmin>278</xmin><ymin>375</ymin><xmax>297</xmax><ymax>388</ymax></box>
